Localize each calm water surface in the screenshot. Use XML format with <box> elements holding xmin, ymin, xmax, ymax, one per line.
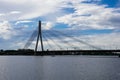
<box><xmin>0</xmin><ymin>56</ymin><xmax>119</xmax><ymax>80</ymax></box>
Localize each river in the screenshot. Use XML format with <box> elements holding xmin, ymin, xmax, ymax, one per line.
<box><xmin>0</xmin><ymin>56</ymin><xmax>119</xmax><ymax>80</ymax></box>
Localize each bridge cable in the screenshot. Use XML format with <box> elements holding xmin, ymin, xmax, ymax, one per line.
<box><xmin>52</xmin><ymin>30</ymin><xmax>102</xmax><ymax>50</ymax></box>
<box><xmin>44</xmin><ymin>30</ymin><xmax>80</xmax><ymax>50</ymax></box>
<box><xmin>24</xmin><ymin>29</ymin><xmax>37</xmax><ymax>49</ymax></box>
<box><xmin>43</xmin><ymin>32</ymin><xmax>63</xmax><ymax>50</ymax></box>
<box><xmin>42</xmin><ymin>33</ymin><xmax>53</xmax><ymax>50</ymax></box>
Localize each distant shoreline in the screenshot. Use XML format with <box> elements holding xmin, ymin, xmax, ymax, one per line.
<box><xmin>0</xmin><ymin>49</ymin><xmax>120</xmax><ymax>57</ymax></box>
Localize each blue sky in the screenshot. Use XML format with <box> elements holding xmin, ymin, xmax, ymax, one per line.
<box><xmin>0</xmin><ymin>0</ymin><xmax>120</xmax><ymax>50</ymax></box>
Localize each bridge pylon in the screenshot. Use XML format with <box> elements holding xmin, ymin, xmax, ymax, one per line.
<box><xmin>35</xmin><ymin>21</ymin><xmax>44</xmax><ymax>55</ymax></box>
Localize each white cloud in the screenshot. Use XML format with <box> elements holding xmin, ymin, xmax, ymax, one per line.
<box><xmin>0</xmin><ymin>13</ymin><xmax>5</xmax><ymax>16</ymax></box>
<box><xmin>15</xmin><ymin>20</ymin><xmax>33</xmax><ymax>25</ymax></box>
<box><xmin>9</xmin><ymin>11</ymin><xmax>21</xmax><ymax>14</ymax></box>
<box><xmin>0</xmin><ymin>11</ymin><xmax>22</xmax><ymax>21</ymax></box>
<box><xmin>85</xmin><ymin>33</ymin><xmax>120</xmax><ymax>49</ymax></box>
<box><xmin>42</xmin><ymin>22</ymin><xmax>54</xmax><ymax>30</ymax></box>
<box><xmin>0</xmin><ymin>0</ymin><xmax>68</xmax><ymax>21</ymax></box>
<box><xmin>0</xmin><ymin>21</ymin><xmax>16</xmax><ymax>39</ymax></box>
<box><xmin>57</xmin><ymin>3</ymin><xmax>120</xmax><ymax>30</ymax></box>
<box><xmin>0</xmin><ymin>0</ymin><xmax>101</xmax><ymax>21</ymax></box>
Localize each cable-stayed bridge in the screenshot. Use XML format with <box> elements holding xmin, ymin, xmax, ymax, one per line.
<box><xmin>23</xmin><ymin>21</ymin><xmax>120</xmax><ymax>55</ymax></box>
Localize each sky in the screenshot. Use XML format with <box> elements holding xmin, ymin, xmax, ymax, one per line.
<box><xmin>0</xmin><ymin>0</ymin><xmax>120</xmax><ymax>50</ymax></box>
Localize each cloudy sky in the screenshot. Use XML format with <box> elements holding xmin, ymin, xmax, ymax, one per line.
<box><xmin>0</xmin><ymin>0</ymin><xmax>120</xmax><ymax>50</ymax></box>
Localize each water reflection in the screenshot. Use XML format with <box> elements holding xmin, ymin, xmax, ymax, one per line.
<box><xmin>0</xmin><ymin>56</ymin><xmax>119</xmax><ymax>80</ymax></box>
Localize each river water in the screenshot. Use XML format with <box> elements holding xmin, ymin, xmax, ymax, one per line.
<box><xmin>0</xmin><ymin>56</ymin><xmax>119</xmax><ymax>80</ymax></box>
